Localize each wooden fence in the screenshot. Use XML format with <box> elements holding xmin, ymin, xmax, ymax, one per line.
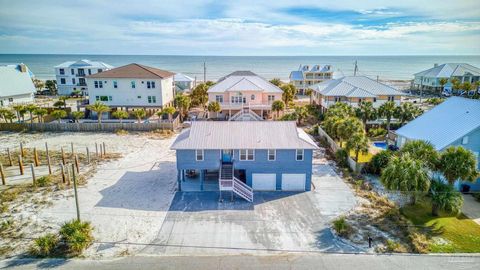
<box><xmin>317</xmin><ymin>126</ymin><xmax>365</xmax><ymax>173</ymax></box>
<box><xmin>0</xmin><ymin>117</ymin><xmax>180</xmax><ymax>133</ymax></box>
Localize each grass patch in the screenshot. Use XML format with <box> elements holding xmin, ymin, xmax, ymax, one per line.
<box><xmin>401</xmin><ymin>201</ymin><xmax>480</xmax><ymax>253</ymax></box>
<box><xmin>332</xmin><ymin>216</ymin><xmax>353</xmax><ymax>237</ymax></box>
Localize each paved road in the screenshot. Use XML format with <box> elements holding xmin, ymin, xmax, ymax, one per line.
<box><xmin>1</xmin><ymin>253</ymin><xmax>479</xmax><ymax>270</ymax></box>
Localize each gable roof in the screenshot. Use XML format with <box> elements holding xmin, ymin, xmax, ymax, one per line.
<box><xmin>414</xmin><ymin>63</ymin><xmax>480</xmax><ymax>78</ymax></box>
<box><xmin>174</xmin><ymin>73</ymin><xmax>194</xmax><ymax>82</ymax></box>
<box><xmin>208</xmin><ymin>70</ymin><xmax>282</xmax><ymax>93</ymax></box>
<box><xmin>396</xmin><ymin>97</ymin><xmax>480</xmax><ymax>150</ymax></box>
<box><xmin>171</xmin><ymin>121</ymin><xmax>318</xmax><ymax>150</ymax></box>
<box><xmin>87</xmin><ymin>63</ymin><xmax>175</xmax><ymax>79</ymax></box>
<box><xmin>55</xmin><ymin>59</ymin><xmax>113</xmax><ymax>69</ymax></box>
<box><xmin>310</xmin><ymin>76</ymin><xmax>403</xmax><ymax>98</ymax></box>
<box><xmin>0</xmin><ymin>64</ymin><xmax>36</xmax><ymax>97</ymax></box>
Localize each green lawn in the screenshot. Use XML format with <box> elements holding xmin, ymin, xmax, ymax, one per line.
<box><xmin>401</xmin><ymin>201</ymin><xmax>480</xmax><ymax>253</ymax></box>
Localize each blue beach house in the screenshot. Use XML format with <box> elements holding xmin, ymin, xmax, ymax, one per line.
<box><xmin>170</xmin><ymin>121</ymin><xmax>319</xmax><ymax>201</ymax></box>
<box><xmin>395</xmin><ymin>97</ymin><xmax>480</xmax><ymax>191</ymax></box>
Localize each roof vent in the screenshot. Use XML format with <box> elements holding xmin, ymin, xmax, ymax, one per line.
<box><xmin>434</xmin><ymin>63</ymin><xmax>438</xmax><ymax>68</ymax></box>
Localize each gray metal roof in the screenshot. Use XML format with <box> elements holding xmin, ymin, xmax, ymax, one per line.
<box><xmin>310</xmin><ymin>76</ymin><xmax>403</xmax><ymax>98</ymax></box>
<box><xmin>0</xmin><ymin>64</ymin><xmax>36</xmax><ymax>97</ymax></box>
<box><xmin>54</xmin><ymin>59</ymin><xmax>114</xmax><ymax>69</ymax></box>
<box><xmin>289</xmin><ymin>70</ymin><xmax>304</xmax><ymax>81</ymax></box>
<box><xmin>174</xmin><ymin>73</ymin><xmax>194</xmax><ymax>82</ymax></box>
<box><xmin>396</xmin><ymin>97</ymin><xmax>480</xmax><ymax>150</ymax></box>
<box><xmin>171</xmin><ymin>121</ymin><xmax>318</xmax><ymax>150</ymax></box>
<box><xmin>208</xmin><ymin>71</ymin><xmax>283</xmax><ymax>93</ymax></box>
<box><xmin>414</xmin><ymin>63</ymin><xmax>480</xmax><ymax>78</ymax></box>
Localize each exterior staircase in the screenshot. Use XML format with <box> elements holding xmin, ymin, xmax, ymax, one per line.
<box><xmin>219</xmin><ymin>162</ymin><xmax>253</xmax><ymax>202</ymax></box>
<box><xmin>229</xmin><ymin>108</ymin><xmax>263</xmax><ymax>121</ymax></box>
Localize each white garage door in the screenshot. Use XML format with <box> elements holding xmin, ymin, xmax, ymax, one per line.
<box><xmin>281</xmin><ymin>174</ymin><xmax>306</xmax><ymax>191</ymax></box>
<box><xmin>252</xmin><ymin>173</ymin><xmax>277</xmax><ymax>191</ymax></box>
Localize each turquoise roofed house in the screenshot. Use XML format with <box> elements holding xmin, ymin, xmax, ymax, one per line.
<box><xmin>170</xmin><ymin>121</ymin><xmax>319</xmax><ymax>201</ymax></box>
<box><xmin>413</xmin><ymin>63</ymin><xmax>480</xmax><ymax>93</ymax></box>
<box><xmin>395</xmin><ymin>97</ymin><xmax>480</xmax><ymax>191</ymax></box>
<box><xmin>0</xmin><ymin>64</ymin><xmax>36</xmax><ymax>107</ymax></box>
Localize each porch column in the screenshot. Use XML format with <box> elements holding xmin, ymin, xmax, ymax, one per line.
<box><xmin>177</xmin><ymin>170</ymin><xmax>182</xmax><ymax>191</ymax></box>
<box><xmin>200</xmin><ymin>170</ymin><xmax>205</xmax><ymax>191</ymax></box>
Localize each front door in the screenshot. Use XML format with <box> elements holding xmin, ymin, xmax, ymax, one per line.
<box><xmin>222</xmin><ymin>149</ymin><xmax>233</xmax><ymax>163</ymax></box>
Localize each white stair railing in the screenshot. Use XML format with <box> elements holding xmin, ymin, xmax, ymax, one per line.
<box><xmin>233</xmin><ymin>177</ymin><xmax>253</xmax><ymax>202</ymax></box>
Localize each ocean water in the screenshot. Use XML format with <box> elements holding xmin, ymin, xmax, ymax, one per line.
<box><xmin>1</xmin><ymin>54</ymin><xmax>479</xmax><ymax>81</ymax></box>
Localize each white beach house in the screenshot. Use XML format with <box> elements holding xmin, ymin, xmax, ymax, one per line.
<box><xmin>289</xmin><ymin>64</ymin><xmax>335</xmax><ymax>95</ymax></box>
<box><xmin>309</xmin><ymin>76</ymin><xmax>404</xmax><ymax>110</ymax></box>
<box><xmin>413</xmin><ymin>63</ymin><xmax>480</xmax><ymax>91</ymax></box>
<box><xmin>86</xmin><ymin>63</ymin><xmax>175</xmax><ymax>110</ymax></box>
<box><xmin>0</xmin><ymin>64</ymin><xmax>36</xmax><ymax>107</ymax></box>
<box><xmin>174</xmin><ymin>73</ymin><xmax>195</xmax><ymax>92</ymax></box>
<box><xmin>207</xmin><ymin>71</ymin><xmax>283</xmax><ymax>120</ymax></box>
<box><xmin>55</xmin><ymin>59</ymin><xmax>113</xmax><ymax>96</ymax></box>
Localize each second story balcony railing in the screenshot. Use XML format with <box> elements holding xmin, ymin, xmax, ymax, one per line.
<box><xmin>77</xmin><ymin>82</ymin><xmax>87</xmax><ymax>86</ymax></box>
<box><xmin>217</xmin><ymin>101</ymin><xmax>274</xmax><ymax>110</ymax></box>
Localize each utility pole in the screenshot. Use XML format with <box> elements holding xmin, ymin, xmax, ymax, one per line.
<box><xmin>203</xmin><ymin>62</ymin><xmax>206</xmax><ymax>83</ymax></box>
<box><xmin>72</xmin><ymin>163</ymin><xmax>80</xmax><ymax>221</ymax></box>
<box><xmin>353</xmin><ymin>61</ymin><xmax>358</xmax><ymax>76</ymax></box>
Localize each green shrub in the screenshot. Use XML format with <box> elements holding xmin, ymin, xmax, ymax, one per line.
<box><xmin>366</xmin><ymin>150</ymin><xmax>394</xmax><ymax>175</ymax></box>
<box><xmin>367</xmin><ymin>127</ymin><xmax>387</xmax><ymax>138</ymax></box>
<box><xmin>332</xmin><ymin>216</ymin><xmax>352</xmax><ymax>237</ymax></box>
<box><xmin>29</xmin><ymin>233</ymin><xmax>59</xmax><ymax>257</ymax></box>
<box><xmin>36</xmin><ymin>176</ymin><xmax>51</xmax><ymax>187</ymax></box>
<box><xmin>335</xmin><ymin>149</ymin><xmax>349</xmax><ymax>168</ymax></box>
<box><xmin>59</xmin><ymin>220</ymin><xmax>94</xmax><ymax>255</ymax></box>
<box><xmin>385</xmin><ymin>239</ymin><xmax>400</xmax><ymax>252</ymax></box>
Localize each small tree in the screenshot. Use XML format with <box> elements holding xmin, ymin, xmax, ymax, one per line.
<box><xmin>429</xmin><ymin>180</ymin><xmax>463</xmax><ymax>216</ymax></box>
<box><xmin>45</xmin><ymin>80</ymin><xmax>57</xmax><ymax>95</ymax></box>
<box><xmin>33</xmin><ymin>108</ymin><xmax>48</xmax><ymax>123</ymax></box>
<box><xmin>207</xmin><ymin>101</ymin><xmax>221</xmax><ymax>117</ymax></box>
<box><xmin>33</xmin><ymin>78</ymin><xmax>45</xmax><ymax>93</ymax></box>
<box><xmin>71</xmin><ymin>111</ymin><xmax>84</xmax><ymax>123</ymax></box>
<box><xmin>50</xmin><ymin>110</ymin><xmax>67</xmax><ymax>123</ymax></box>
<box><xmin>86</xmin><ymin>101</ymin><xmax>110</xmax><ymax>124</ymax></box>
<box><xmin>355</xmin><ymin>101</ymin><xmax>377</xmax><ymax>128</ymax></box>
<box><xmin>175</xmin><ymin>94</ymin><xmax>191</xmax><ymax>121</ymax></box>
<box><xmin>25</xmin><ymin>104</ymin><xmax>39</xmax><ymax>123</ymax></box>
<box><xmin>269</xmin><ymin>78</ymin><xmax>282</xmax><ymax>87</ymax></box>
<box><xmin>336</xmin><ymin>117</ymin><xmax>364</xmax><ymax>147</ymax></box>
<box><xmin>111</xmin><ymin>110</ymin><xmax>129</xmax><ymax>123</ymax></box>
<box><xmin>345</xmin><ymin>132</ymin><xmax>369</xmax><ymax>165</ymax></box>
<box><xmin>438</xmin><ymin>146</ymin><xmax>479</xmax><ymax>185</ymax></box>
<box><xmin>12</xmin><ymin>105</ymin><xmax>25</xmax><ymax>122</ymax></box>
<box><xmin>159</xmin><ymin>107</ymin><xmax>176</xmax><ymax>121</ymax></box>
<box><xmin>378</xmin><ymin>101</ymin><xmax>397</xmax><ymax>131</ymax></box>
<box><xmin>190</xmin><ymin>83</ymin><xmax>210</xmax><ymax>108</ymax></box>
<box><xmin>131</xmin><ymin>109</ymin><xmax>146</xmax><ymax>123</ymax></box>
<box><xmin>394</xmin><ymin>102</ymin><xmax>422</xmax><ymax>126</ymax></box>
<box><xmin>271</xmin><ymin>100</ymin><xmax>285</xmax><ymax>119</ymax></box>
<box><xmin>325</xmin><ymin>102</ymin><xmax>354</xmax><ymax>119</ymax></box>
<box><xmin>439</xmin><ymin>78</ymin><xmax>448</xmax><ymax>92</ymax></box>
<box><xmin>2</xmin><ymin>110</ymin><xmax>15</xmax><ymax>123</ymax></box>
<box><xmin>280</xmin><ymin>83</ymin><xmax>297</xmax><ymax>107</ymax></box>
<box><xmin>399</xmin><ymin>140</ymin><xmax>438</xmax><ymax>170</ymax></box>
<box><xmin>381</xmin><ymin>154</ymin><xmax>431</xmax><ymax>204</ymax></box>
<box><xmin>293</xmin><ymin>106</ymin><xmax>308</xmax><ymax>125</ymax></box>
<box><xmin>53</xmin><ymin>100</ymin><xmax>65</xmax><ymax>108</ymax></box>
<box><xmin>304</xmin><ymin>88</ymin><xmax>313</xmax><ymax>104</ymax></box>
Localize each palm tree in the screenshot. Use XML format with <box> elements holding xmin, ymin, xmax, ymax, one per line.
<box><xmin>131</xmin><ymin>109</ymin><xmax>146</xmax><ymax>123</ymax></box>
<box><xmin>304</xmin><ymin>88</ymin><xmax>313</xmax><ymax>104</ymax></box>
<box><xmin>58</xmin><ymin>96</ymin><xmax>68</xmax><ymax>110</ymax></box>
<box><xmin>439</xmin><ymin>78</ymin><xmax>448</xmax><ymax>92</ymax></box>
<box><xmin>53</xmin><ymin>100</ymin><xmax>65</xmax><ymax>108</ymax></box>
<box><xmin>159</xmin><ymin>107</ymin><xmax>176</xmax><ymax>121</ymax></box>
<box><xmin>336</xmin><ymin>117</ymin><xmax>364</xmax><ymax>147</ymax></box>
<box><xmin>86</xmin><ymin>101</ymin><xmax>110</xmax><ymax>124</ymax></box>
<box><xmin>280</xmin><ymin>84</ymin><xmax>297</xmax><ymax>108</ymax></box>
<box><xmin>174</xmin><ymin>94</ymin><xmax>191</xmax><ymax>121</ymax></box>
<box><xmin>380</xmin><ymin>154</ymin><xmax>431</xmax><ymax>204</ymax></box>
<box><xmin>111</xmin><ymin>110</ymin><xmax>129</xmax><ymax>123</ymax></box>
<box><xmin>294</xmin><ymin>106</ymin><xmax>308</xmax><ymax>125</ymax></box>
<box><xmin>399</xmin><ymin>140</ymin><xmax>438</xmax><ymax>170</ymax></box>
<box><xmin>462</xmin><ymin>81</ymin><xmax>473</xmax><ymax>93</ymax></box>
<box><xmin>12</xmin><ymin>105</ymin><xmax>25</xmax><ymax>122</ymax></box>
<box><xmin>190</xmin><ymin>83</ymin><xmax>210</xmax><ymax>108</ymax></box>
<box><xmin>33</xmin><ymin>108</ymin><xmax>48</xmax><ymax>123</ymax></box>
<box><xmin>271</xmin><ymin>100</ymin><xmax>285</xmax><ymax>119</ymax></box>
<box><xmin>451</xmin><ymin>78</ymin><xmax>461</xmax><ymax>92</ymax></box>
<box><xmin>378</xmin><ymin>101</ymin><xmax>396</xmax><ymax>131</ymax></box>
<box><xmin>355</xmin><ymin>101</ymin><xmax>377</xmax><ymax>128</ymax></box>
<box><xmin>394</xmin><ymin>102</ymin><xmax>423</xmax><ymax>126</ymax></box>
<box><xmin>25</xmin><ymin>104</ymin><xmax>38</xmax><ymax>123</ymax></box>
<box><xmin>71</xmin><ymin>111</ymin><xmax>84</xmax><ymax>123</ymax></box>
<box><xmin>2</xmin><ymin>110</ymin><xmax>15</xmax><ymax>123</ymax></box>
<box><xmin>429</xmin><ymin>180</ymin><xmax>463</xmax><ymax>216</ymax></box>
<box><xmin>50</xmin><ymin>110</ymin><xmax>67</xmax><ymax>123</ymax></box>
<box><xmin>269</xmin><ymin>78</ymin><xmax>282</xmax><ymax>87</ymax></box>
<box><xmin>207</xmin><ymin>102</ymin><xmax>221</xmax><ymax>118</ymax></box>
<box><xmin>345</xmin><ymin>133</ymin><xmax>369</xmax><ymax>170</ymax></box>
<box><xmin>438</xmin><ymin>146</ymin><xmax>478</xmax><ymax>185</ymax></box>
<box><xmin>325</xmin><ymin>102</ymin><xmax>354</xmax><ymax>119</ymax></box>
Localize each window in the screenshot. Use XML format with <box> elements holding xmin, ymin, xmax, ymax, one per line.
<box><xmin>131</xmin><ymin>81</ymin><xmax>136</xmax><ymax>88</ymax></box>
<box><xmin>268</xmin><ymin>149</ymin><xmax>276</xmax><ymax>161</ymax></box>
<box><xmin>388</xmin><ymin>96</ymin><xmax>395</xmax><ymax>101</ymax></box>
<box><xmin>99</xmin><ymin>81</ymin><xmax>103</xmax><ymax>88</ymax></box>
<box><xmin>95</xmin><ymin>96</ymin><xmax>99</xmax><ymax>101</ymax></box>
<box><xmin>240</xmin><ymin>149</ymin><xmax>254</xmax><ymax>161</ymax></box>
<box><xmin>231</xmin><ymin>95</ymin><xmax>246</xmax><ymax>104</ymax></box>
<box><xmin>148</xmin><ymin>96</ymin><xmax>157</xmax><ymax>103</ymax></box>
<box><xmin>268</xmin><ymin>95</ymin><xmax>275</xmax><ymax>102</ymax></box>
<box><xmin>97</xmin><ymin>96</ymin><xmax>112</xmax><ymax>102</ymax></box>
<box><xmin>148</xmin><ymin>81</ymin><xmax>155</xmax><ymax>88</ymax></box>
<box><xmin>334</xmin><ymin>96</ymin><xmax>341</xmax><ymax>102</ymax></box>
<box><xmin>462</xmin><ymin>136</ymin><xmax>469</xmax><ymax>145</ymax></box>
<box><xmin>8</xmin><ymin>98</ymin><xmax>14</xmax><ymax>102</ymax></box>
<box><xmin>97</xmin><ymin>69</ymin><xmax>102</xmax><ymax>73</ymax></box>
<box><xmin>215</xmin><ymin>95</ymin><xmax>223</xmax><ymax>103</ymax></box>
<box><xmin>358</xmin><ymin>98</ymin><xmax>363</xmax><ymax>103</ymax></box>
<box><xmin>113</xmin><ymin>81</ymin><xmax>118</xmax><ymax>88</ymax></box>
<box><xmin>71</xmin><ymin>69</ymin><xmax>74</xmax><ymax>75</ymax></box>
<box><xmin>60</xmin><ymin>78</ymin><xmax>66</xmax><ymax>84</ymax></box>
<box><xmin>373</xmin><ymin>97</ymin><xmax>377</xmax><ymax>102</ymax></box>
<box><xmin>72</xmin><ymin>78</ymin><xmax>76</xmax><ymax>84</ymax></box>
<box><xmin>147</xmin><ymin>81</ymin><xmax>151</xmax><ymax>88</ymax></box>
<box><xmin>59</xmin><ymin>68</ymin><xmax>65</xmax><ymax>75</ymax></box>
<box><xmin>251</xmin><ymin>94</ymin><xmax>255</xmax><ymax>100</ymax></box>
<box><xmin>195</xmin><ymin>150</ymin><xmax>204</xmax><ymax>161</ymax></box>
<box><xmin>296</xmin><ymin>149</ymin><xmax>304</xmax><ymax>161</ymax></box>
<box><xmin>137</xmin><ymin>95</ymin><xmax>141</xmax><ymax>99</ymax></box>
<box><xmin>78</xmin><ymin>69</ymin><xmax>85</xmax><ymax>76</ymax></box>
<box><xmin>88</xmin><ymin>69</ymin><xmax>91</xmax><ymax>75</ymax></box>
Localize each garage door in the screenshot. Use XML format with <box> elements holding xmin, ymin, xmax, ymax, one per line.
<box><xmin>252</xmin><ymin>173</ymin><xmax>277</xmax><ymax>191</ymax></box>
<box><xmin>281</xmin><ymin>174</ymin><xmax>306</xmax><ymax>191</ymax></box>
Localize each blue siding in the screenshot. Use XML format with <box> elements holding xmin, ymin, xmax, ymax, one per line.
<box><xmin>175</xmin><ymin>149</ymin><xmax>313</xmax><ymax>191</ymax></box>
<box><xmin>448</xmin><ymin>127</ymin><xmax>480</xmax><ymax>191</ymax></box>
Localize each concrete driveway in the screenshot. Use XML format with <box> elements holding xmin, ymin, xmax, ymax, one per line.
<box><xmin>140</xmin><ymin>152</ymin><xmax>359</xmax><ymax>255</ymax></box>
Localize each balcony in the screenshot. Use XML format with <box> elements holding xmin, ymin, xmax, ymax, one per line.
<box><xmin>77</xmin><ymin>82</ymin><xmax>87</xmax><ymax>86</ymax></box>
<box><xmin>217</xmin><ymin>102</ymin><xmax>273</xmax><ymax>110</ymax></box>
<box><xmin>76</xmin><ymin>73</ymin><xmax>86</xmax><ymax>77</ymax></box>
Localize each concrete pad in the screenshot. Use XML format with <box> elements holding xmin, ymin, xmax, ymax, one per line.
<box><xmin>462</xmin><ymin>194</ymin><xmax>480</xmax><ymax>225</ymax></box>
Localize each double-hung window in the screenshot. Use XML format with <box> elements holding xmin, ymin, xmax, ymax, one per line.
<box><xmin>98</xmin><ymin>81</ymin><xmax>103</xmax><ymax>88</ymax></box>
<box><xmin>148</xmin><ymin>96</ymin><xmax>157</xmax><ymax>103</ymax></box>
<box><xmin>60</xmin><ymin>78</ymin><xmax>66</xmax><ymax>84</ymax></box>
<box><xmin>151</xmin><ymin>81</ymin><xmax>155</xmax><ymax>88</ymax></box>
<box><xmin>147</xmin><ymin>81</ymin><xmax>151</xmax><ymax>88</ymax></box>
<box><xmin>215</xmin><ymin>95</ymin><xmax>223</xmax><ymax>103</ymax></box>
<box><xmin>240</xmin><ymin>149</ymin><xmax>254</xmax><ymax>161</ymax></box>
<box><xmin>268</xmin><ymin>95</ymin><xmax>275</xmax><ymax>103</ymax></box>
<box><xmin>59</xmin><ymin>68</ymin><xmax>64</xmax><ymax>75</ymax></box>
<box><xmin>195</xmin><ymin>149</ymin><xmax>204</xmax><ymax>161</ymax></box>
<box><xmin>72</xmin><ymin>78</ymin><xmax>76</xmax><ymax>84</ymax></box>
<box><xmin>268</xmin><ymin>149</ymin><xmax>276</xmax><ymax>161</ymax></box>
<box><xmin>94</xmin><ymin>81</ymin><xmax>98</xmax><ymax>88</ymax></box>
<box><xmin>296</xmin><ymin>149</ymin><xmax>304</xmax><ymax>161</ymax></box>
<box><xmin>388</xmin><ymin>96</ymin><xmax>395</xmax><ymax>101</ymax></box>
<box><xmin>131</xmin><ymin>81</ymin><xmax>136</xmax><ymax>88</ymax></box>
<box><xmin>113</xmin><ymin>81</ymin><xmax>118</xmax><ymax>88</ymax></box>
<box><xmin>71</xmin><ymin>69</ymin><xmax>74</xmax><ymax>75</ymax></box>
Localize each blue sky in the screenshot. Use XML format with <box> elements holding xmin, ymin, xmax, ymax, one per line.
<box><xmin>0</xmin><ymin>0</ymin><xmax>479</xmax><ymax>55</ymax></box>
